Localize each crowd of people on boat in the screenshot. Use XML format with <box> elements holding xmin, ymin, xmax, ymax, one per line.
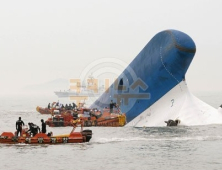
<box><xmin>16</xmin><ymin>117</ymin><xmax>50</xmax><ymax>137</ymax></box>
<box><xmin>15</xmin><ymin>116</ymin><xmax>83</xmax><ymax>137</ymax></box>
<box><xmin>48</xmin><ymin>101</ymin><xmax>78</xmax><ymax>111</ymax></box>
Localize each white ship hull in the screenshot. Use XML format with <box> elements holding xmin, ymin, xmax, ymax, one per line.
<box><xmin>126</xmin><ymin>81</ymin><xmax>222</xmax><ymax>127</ymax></box>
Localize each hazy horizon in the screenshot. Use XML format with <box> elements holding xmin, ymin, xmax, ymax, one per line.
<box><xmin>1</xmin><ymin>0</ymin><xmax>222</xmax><ymax>95</ymax></box>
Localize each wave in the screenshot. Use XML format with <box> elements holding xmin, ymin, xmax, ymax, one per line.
<box><xmin>91</xmin><ymin>135</ymin><xmax>222</xmax><ymax>144</ymax></box>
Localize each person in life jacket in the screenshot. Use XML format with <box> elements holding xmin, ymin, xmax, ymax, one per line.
<box><xmin>70</xmin><ymin>116</ymin><xmax>84</xmax><ymax>133</ymax></box>
<box><xmin>16</xmin><ymin>117</ymin><xmax>25</xmax><ymax>137</ymax></box>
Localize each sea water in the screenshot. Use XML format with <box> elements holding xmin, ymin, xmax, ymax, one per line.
<box><xmin>0</xmin><ymin>92</ymin><xmax>222</xmax><ymax>170</ymax></box>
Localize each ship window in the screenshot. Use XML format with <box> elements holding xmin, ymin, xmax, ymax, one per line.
<box><xmin>119</xmin><ymin>78</ymin><xmax>123</xmax><ymax>85</ymax></box>
<box><xmin>118</xmin><ymin>78</ymin><xmax>123</xmax><ymax>90</ymax></box>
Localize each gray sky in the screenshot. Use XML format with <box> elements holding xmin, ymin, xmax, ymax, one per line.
<box><xmin>0</xmin><ymin>0</ymin><xmax>222</xmax><ymax>95</ymax></box>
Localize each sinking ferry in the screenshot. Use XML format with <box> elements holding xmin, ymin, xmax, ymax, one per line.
<box><xmin>90</xmin><ymin>29</ymin><xmax>222</xmax><ymax>127</ymax></box>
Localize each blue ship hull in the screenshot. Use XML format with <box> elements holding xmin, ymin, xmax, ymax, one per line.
<box><xmin>91</xmin><ymin>30</ymin><xmax>196</xmax><ymax>124</ymax></box>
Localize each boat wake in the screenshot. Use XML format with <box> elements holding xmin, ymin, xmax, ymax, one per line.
<box><xmin>91</xmin><ymin>135</ymin><xmax>222</xmax><ymax>144</ymax></box>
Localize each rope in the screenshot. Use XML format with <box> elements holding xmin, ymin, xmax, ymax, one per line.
<box><xmin>159</xmin><ymin>46</ymin><xmax>182</xmax><ymax>91</ymax></box>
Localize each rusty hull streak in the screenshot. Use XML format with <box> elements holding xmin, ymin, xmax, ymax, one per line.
<box><xmin>166</xmin><ymin>30</ymin><xmax>196</xmax><ymax>53</ymax></box>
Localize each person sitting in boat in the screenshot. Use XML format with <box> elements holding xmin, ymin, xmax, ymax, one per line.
<box><xmin>68</xmin><ymin>104</ymin><xmax>72</xmax><ymax>110</ymax></box>
<box><xmin>16</xmin><ymin>117</ymin><xmax>25</xmax><ymax>137</ymax></box>
<box><xmin>40</xmin><ymin>119</ymin><xmax>46</xmax><ymax>133</ymax></box>
<box><xmin>47</xmin><ymin>131</ymin><xmax>53</xmax><ymax>137</ymax></box>
<box><xmin>70</xmin><ymin>116</ymin><xmax>84</xmax><ymax>133</ymax></box>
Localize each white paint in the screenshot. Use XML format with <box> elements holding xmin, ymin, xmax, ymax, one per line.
<box><xmin>126</xmin><ymin>81</ymin><xmax>222</xmax><ymax>127</ymax></box>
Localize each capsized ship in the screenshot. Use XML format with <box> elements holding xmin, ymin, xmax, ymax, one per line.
<box><xmin>90</xmin><ymin>29</ymin><xmax>222</xmax><ymax>127</ymax></box>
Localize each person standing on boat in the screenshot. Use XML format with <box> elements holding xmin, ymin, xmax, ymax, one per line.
<box><xmin>65</xmin><ymin>104</ymin><xmax>68</xmax><ymax>110</ymax></box>
<box><xmin>48</xmin><ymin>103</ymin><xmax>51</xmax><ymax>109</ymax></box>
<box><xmin>41</xmin><ymin>119</ymin><xmax>47</xmax><ymax>133</ymax></box>
<box><xmin>16</xmin><ymin>117</ymin><xmax>25</xmax><ymax>137</ymax></box>
<box><xmin>72</xmin><ymin>102</ymin><xmax>77</xmax><ymax>109</ymax></box>
<box><xmin>110</xmin><ymin>100</ymin><xmax>114</xmax><ymax>113</ymax></box>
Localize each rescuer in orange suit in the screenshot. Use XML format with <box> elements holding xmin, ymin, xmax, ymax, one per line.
<box><xmin>70</xmin><ymin>116</ymin><xmax>84</xmax><ymax>133</ymax></box>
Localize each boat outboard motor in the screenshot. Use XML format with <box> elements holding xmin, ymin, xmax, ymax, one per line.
<box><xmin>164</xmin><ymin>119</ymin><xmax>180</xmax><ymax>126</ymax></box>
<box><xmin>81</xmin><ymin>129</ymin><xmax>92</xmax><ymax>142</ymax></box>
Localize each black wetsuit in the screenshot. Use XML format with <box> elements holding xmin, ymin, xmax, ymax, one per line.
<box><xmin>32</xmin><ymin>124</ymin><xmax>40</xmax><ymax>136</ymax></box>
<box><xmin>27</xmin><ymin>124</ymin><xmax>40</xmax><ymax>137</ymax></box>
<box><xmin>110</xmin><ymin>102</ymin><xmax>114</xmax><ymax>113</ymax></box>
<box><xmin>72</xmin><ymin>103</ymin><xmax>77</xmax><ymax>109</ymax></box>
<box><xmin>16</xmin><ymin>119</ymin><xmax>25</xmax><ymax>136</ymax></box>
<box><xmin>41</xmin><ymin>122</ymin><xmax>46</xmax><ymax>133</ymax></box>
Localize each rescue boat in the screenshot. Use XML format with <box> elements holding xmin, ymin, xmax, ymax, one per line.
<box><xmin>36</xmin><ymin>102</ymin><xmax>58</xmax><ymax>114</ymax></box>
<box><xmin>0</xmin><ymin>127</ymin><xmax>92</xmax><ymax>144</ymax></box>
<box><xmin>45</xmin><ymin>108</ymin><xmax>126</xmax><ymax>127</ymax></box>
<box><xmin>36</xmin><ymin>106</ymin><xmax>52</xmax><ymax>114</ymax></box>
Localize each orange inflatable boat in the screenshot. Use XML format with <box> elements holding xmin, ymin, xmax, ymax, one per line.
<box><xmin>36</xmin><ymin>106</ymin><xmax>52</xmax><ymax>114</ymax></box>
<box><xmin>0</xmin><ymin>128</ymin><xmax>92</xmax><ymax>144</ymax></box>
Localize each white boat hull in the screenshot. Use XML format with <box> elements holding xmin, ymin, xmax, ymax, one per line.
<box><xmin>126</xmin><ymin>81</ymin><xmax>222</xmax><ymax>127</ymax></box>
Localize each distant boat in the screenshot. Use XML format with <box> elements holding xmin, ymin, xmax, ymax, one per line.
<box><xmin>54</xmin><ymin>89</ymin><xmax>105</xmax><ymax>98</ymax></box>
<box><xmin>54</xmin><ymin>75</ymin><xmax>106</xmax><ymax>98</ymax></box>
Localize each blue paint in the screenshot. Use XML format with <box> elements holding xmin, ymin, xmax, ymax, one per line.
<box><xmin>90</xmin><ymin>30</ymin><xmax>196</xmax><ymax>123</ymax></box>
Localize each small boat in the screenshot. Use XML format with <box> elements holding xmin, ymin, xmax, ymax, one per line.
<box><xmin>36</xmin><ymin>106</ymin><xmax>52</xmax><ymax>114</ymax></box>
<box><xmin>0</xmin><ymin>127</ymin><xmax>92</xmax><ymax>144</ymax></box>
<box><xmin>36</xmin><ymin>101</ymin><xmax>59</xmax><ymax>114</ymax></box>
